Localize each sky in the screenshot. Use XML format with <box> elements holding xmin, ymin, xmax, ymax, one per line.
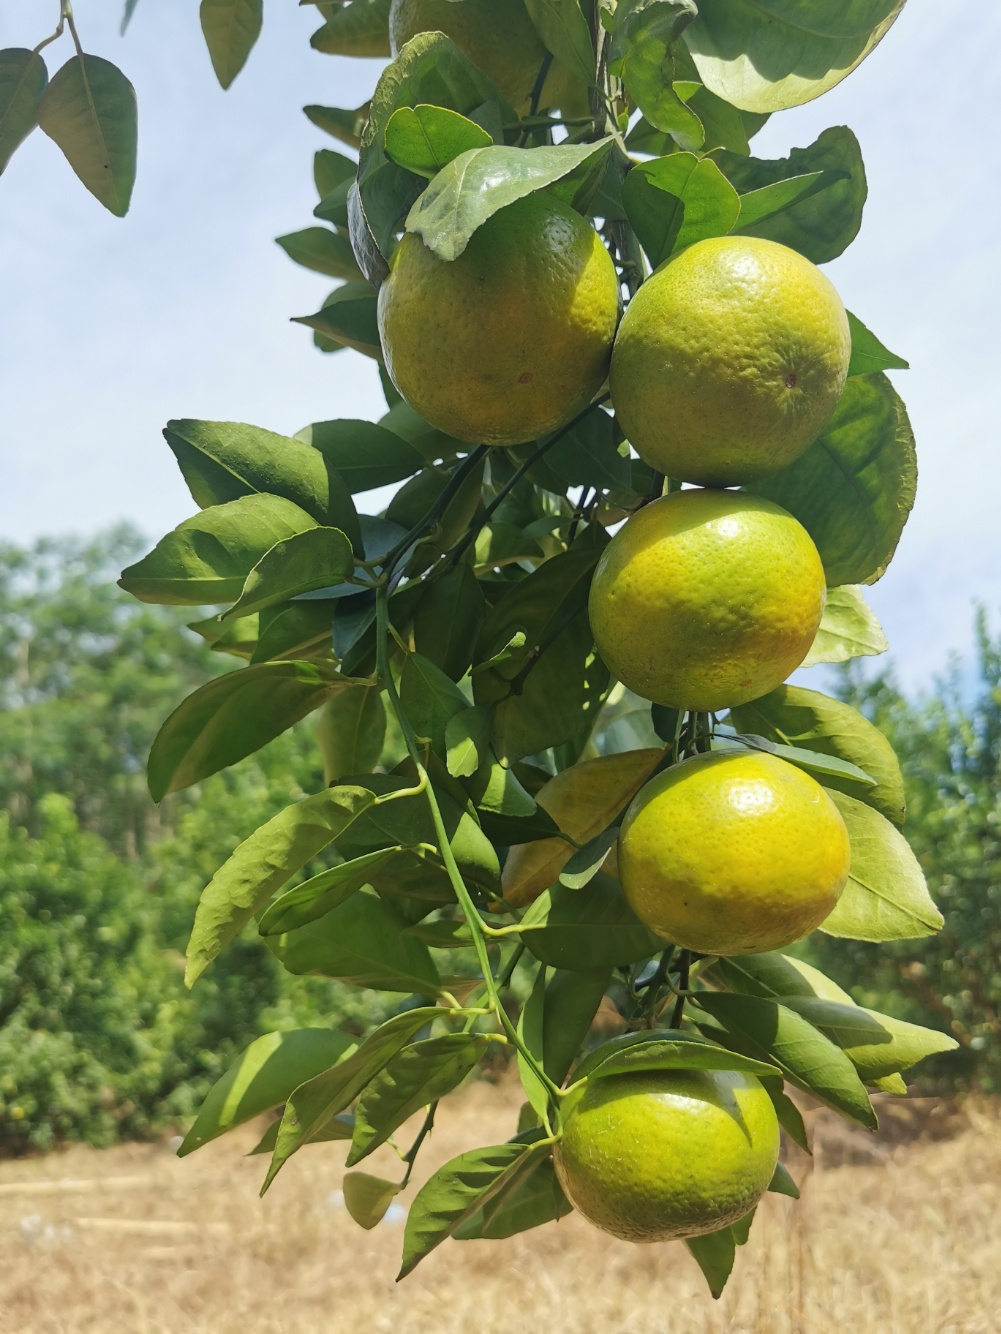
<box><xmin>1</xmin><ymin>1</ymin><xmax>998</xmax><ymax>692</ymax></box>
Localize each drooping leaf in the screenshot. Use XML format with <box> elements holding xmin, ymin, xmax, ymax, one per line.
<box><xmin>524</xmin><ymin>0</ymin><xmax>596</xmax><ymax>85</ymax></box>
<box><xmin>802</xmin><ymin>584</ymin><xmax>888</xmax><ymax>669</ymax></box>
<box><xmin>821</xmin><ymin>791</ymin><xmax>945</xmax><ymax>941</ymax></box>
<box><xmin>501</xmin><ymin>748</ymin><xmax>664</xmax><ymax>907</ymax></box>
<box><xmin>276</xmin><ymin>226</ymin><xmax>364</xmax><ymax>280</ymax></box>
<box><xmin>293</xmin><ymin>282</ymin><xmax>382</xmax><ymax>359</ymax></box>
<box><xmin>311</xmin><ymin>0</ymin><xmax>392</xmax><ymax>58</ymax></box>
<box><xmin>349</xmin><ymin>1034</ymin><xmax>491</xmax><ymax>1164</ymax></box>
<box><xmin>37</xmin><ymin>54</ymin><xmax>137</xmax><ymax>215</ymax></box>
<box><xmin>385</xmin><ymin>104</ymin><xmax>493</xmax><ymax>177</ymax></box>
<box><xmin>684</xmin><ymin>0</ymin><xmax>904</xmax><ymax>113</ymax></box>
<box><xmin>185</xmin><ymin>785</ymin><xmax>377</xmax><ymax>985</ymax></box>
<box><xmin>686</xmin><ymin>1225</ymin><xmax>737</xmax><ymax>1298</ymax></box>
<box><xmin>119</xmin><ymin>495</ymin><xmax>318</xmax><ymax>606</ymax></box>
<box><xmin>730</xmin><ymin>684</ymin><xmax>906</xmax><ymax>826</ymax></box>
<box><xmin>623</xmin><ymin>152</ymin><xmax>740</xmax><ymax>268</ymax></box>
<box><xmin>769</xmin><ymin>1162</ymin><xmax>799</xmax><ymax>1199</ymax></box>
<box><xmin>305</xmin><ymin>101</ymin><xmax>370</xmax><ymax>151</ymax></box>
<box><xmin>413</xmin><ymin>562</ymin><xmax>486</xmax><ymax>682</ymax></box>
<box><xmin>541</xmin><ymin>966</ymin><xmax>611</xmax><ymax>1085</ymax></box>
<box><xmin>610</xmin><ymin>0</ymin><xmax>703</xmax><ymax>149</ymax></box>
<box><xmin>317</xmin><ymin>686</ymin><xmax>387</xmax><ymax>784</ymax></box>
<box><xmin>406</xmin><ymin>139</ymin><xmax>613</xmax><ymax>262</ymax></box>
<box><xmin>199</xmin><ymin>0</ymin><xmax>263</xmax><ymax>89</ymax></box>
<box><xmin>148</xmin><ymin>661</ymin><xmax>344</xmax><ymax>800</ymax></box>
<box><xmin>0</xmin><ymin>48</ymin><xmax>47</xmax><ymax>173</ymax></box>
<box><xmin>257</xmin><ymin>848</ymin><xmax>402</xmax><ymax>936</ymax></box>
<box><xmin>718</xmin><ymin>126</ymin><xmax>866</xmax><ymax>263</ymax></box>
<box><xmin>178</xmin><ymin>1028</ymin><xmax>357</xmax><ymax>1155</ymax></box>
<box><xmin>295</xmin><ymin>419</ymin><xmax>424</xmax><ymax>493</ymax></box>
<box><xmin>266</xmin><ymin>888</ymin><xmax>442</xmax><ymax>994</ymax></box>
<box><xmin>455</xmin><ymin>1153</ymin><xmax>572</xmax><ymax>1240</ymax></box>
<box><xmin>746</xmin><ymin>373</ymin><xmax>916</xmax><ymax>587</ymax></box>
<box><xmin>521</xmin><ymin>872</ymin><xmax>662</xmax><ymax>972</ymax></box>
<box><xmin>779</xmin><ymin>997</ymin><xmax>958</xmax><ymax>1083</ymax></box>
<box><xmin>694</xmin><ymin>991</ymin><xmax>877</xmax><ymax>1128</ymax></box>
<box><xmin>343</xmin><ymin>1172</ymin><xmax>402</xmax><ymax>1229</ymax></box>
<box><xmin>846</xmin><ymin>310</ymin><xmax>909</xmax><ymax>377</ymax></box>
<box><xmin>515</xmin><ymin>967</ymin><xmax>550</xmax><ymax>1120</ymax></box>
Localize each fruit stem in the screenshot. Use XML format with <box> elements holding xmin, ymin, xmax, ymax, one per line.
<box><xmin>527</xmin><ymin>52</ymin><xmax>554</xmax><ymax>121</ymax></box>
<box><xmin>669</xmin><ymin>951</ymin><xmax>691</xmax><ymax>1029</ymax></box>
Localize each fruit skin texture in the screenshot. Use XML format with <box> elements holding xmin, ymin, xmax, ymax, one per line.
<box><xmin>588</xmin><ymin>489</ymin><xmax>826</xmax><ymax>712</ymax></box>
<box><xmin>609</xmin><ymin>236</ymin><xmax>851</xmax><ymax>486</ymax></box>
<box><xmin>389</xmin><ymin>0</ymin><xmax>586</xmax><ymax>115</ymax></box>
<box><xmin>378</xmin><ymin>192</ymin><xmax>620</xmax><ymax>446</ymax></box>
<box><xmin>554</xmin><ymin>1067</ymin><xmax>780</xmax><ymax>1242</ymax></box>
<box><xmin>618</xmin><ymin>750</ymin><xmax>852</xmax><ymax>956</ymax></box>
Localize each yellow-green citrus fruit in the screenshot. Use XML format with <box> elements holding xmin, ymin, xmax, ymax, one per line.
<box><xmin>388</xmin><ymin>0</ymin><xmax>586</xmax><ymax>115</ymax></box>
<box><xmin>554</xmin><ymin>1067</ymin><xmax>780</xmax><ymax>1242</ymax></box>
<box><xmin>609</xmin><ymin>236</ymin><xmax>852</xmax><ymax>486</ymax></box>
<box><xmin>587</xmin><ymin>489</ymin><xmax>826</xmax><ymax>712</ymax></box>
<box><xmin>378</xmin><ymin>192</ymin><xmax>620</xmax><ymax>446</ymax></box>
<box><xmin>618</xmin><ymin>750</ymin><xmax>852</xmax><ymax>956</ymax></box>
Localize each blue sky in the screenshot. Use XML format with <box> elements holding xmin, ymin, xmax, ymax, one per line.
<box><xmin>1</xmin><ymin>1</ymin><xmax>998</xmax><ymax>691</ymax></box>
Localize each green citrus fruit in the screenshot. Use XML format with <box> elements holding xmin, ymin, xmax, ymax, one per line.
<box><xmin>389</xmin><ymin>0</ymin><xmax>587</xmax><ymax>115</ymax></box>
<box><xmin>609</xmin><ymin>236</ymin><xmax>851</xmax><ymax>486</ymax></box>
<box><xmin>587</xmin><ymin>489</ymin><xmax>826</xmax><ymax>711</ymax></box>
<box><xmin>378</xmin><ymin>192</ymin><xmax>620</xmax><ymax>446</ymax></box>
<box><xmin>554</xmin><ymin>1066</ymin><xmax>780</xmax><ymax>1242</ymax></box>
<box><xmin>618</xmin><ymin>750</ymin><xmax>851</xmax><ymax>955</ymax></box>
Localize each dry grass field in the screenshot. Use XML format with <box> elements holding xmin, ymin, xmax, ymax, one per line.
<box><xmin>0</xmin><ymin>1081</ymin><xmax>997</xmax><ymax>1334</ymax></box>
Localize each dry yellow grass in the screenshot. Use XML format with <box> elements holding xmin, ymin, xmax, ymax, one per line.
<box><xmin>0</xmin><ymin>1083</ymin><xmax>997</xmax><ymax>1334</ymax></box>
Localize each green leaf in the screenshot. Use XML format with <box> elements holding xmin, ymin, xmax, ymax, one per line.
<box><xmin>264</xmin><ymin>1007</ymin><xmax>441</xmax><ymax>1188</ymax></box>
<box><xmin>343</xmin><ymin>1172</ymin><xmax>401</xmax><ymax>1229</ymax></box>
<box><xmin>185</xmin><ymin>784</ymin><xmax>376</xmax><ymax>985</ymax></box>
<box><xmin>275</xmin><ymin>226</ymin><xmax>363</xmax><ymax>280</ymax></box>
<box><xmin>406</xmin><ymin>139</ymin><xmax>613</xmax><ymax>262</ymax></box>
<box><xmin>349</xmin><ymin>1034</ymin><xmax>490</xmax><ymax>1165</ymax></box>
<box><xmin>162</xmin><ymin>419</ymin><xmax>361</xmax><ymax>546</ymax></box>
<box><xmin>802</xmin><ymin>584</ymin><xmax>888</xmax><ymax>669</ymax></box>
<box><xmin>267</xmin><ymin>888</ymin><xmax>442</xmax><ymax>993</ymax></box>
<box><xmin>317</xmin><ymin>686</ymin><xmax>387</xmax><ymax>785</ymax></box>
<box><xmin>542</xmin><ymin>967</ymin><xmax>611</xmax><ymax>1084</ymax></box>
<box><xmin>257</xmin><ymin>848</ymin><xmax>402</xmax><ymax>936</ymax></box>
<box><xmin>148</xmin><ymin>660</ymin><xmax>343</xmax><ymax>801</ymax></box>
<box><xmin>385</xmin><ymin>104</ymin><xmax>493</xmax><ymax>178</ymax></box>
<box><xmin>293</xmin><ymin>282</ymin><xmax>382</xmax><ymax>359</ymax></box>
<box><xmin>445</xmin><ymin>706</ymin><xmax>493</xmax><ymax>780</ymax></box>
<box><xmin>746</xmin><ymin>373</ymin><xmax>916</xmax><ymax>587</ymax></box>
<box><xmin>610</xmin><ymin>0</ymin><xmax>703</xmax><ymax>149</ymax></box>
<box><xmin>413</xmin><ymin>562</ymin><xmax>486</xmax><ymax>682</ymax></box>
<box><xmin>401</xmin><ymin>918</ymin><xmax>474</xmax><ymax>949</ymax></box>
<box><xmin>399</xmin><ymin>1143</ymin><xmax>536</xmax><ymax>1278</ymax></box>
<box><xmin>779</xmin><ymin>997</ymin><xmax>958</xmax><ymax>1083</ymax></box>
<box><xmin>684</xmin><ymin>0</ymin><xmax>904</xmax><ymax>113</ymax></box>
<box><xmin>574</xmin><ymin>1029</ymin><xmax>779</xmax><ymax>1083</ymax></box>
<box><xmin>252</xmin><ymin>601</ymin><xmax>337</xmax><ymax>665</ymax></box>
<box><xmin>711</xmin><ymin>949</ymin><xmax>854</xmax><ymax>1004</ymax></box>
<box><xmin>847</xmin><ymin>311</ymin><xmax>909</xmax><ymax>377</ymax></box>
<box><xmin>729</xmin><ymin>684</ymin><xmax>906</xmax><ymax>826</ymax></box>
<box><xmin>199</xmin><ymin>0</ymin><xmax>263</xmax><ymax>89</ymax></box>
<box><xmin>686</xmin><ymin>1226</ymin><xmax>737</xmax><ymax>1299</ymax></box>
<box><xmin>221</xmin><ymin>528</ymin><xmax>353</xmax><ymax>622</ymax></box>
<box><xmin>37</xmin><ymin>54</ymin><xmax>137</xmax><ymax>216</ymax></box>
<box><xmin>542</xmin><ymin>407</ymin><xmax>631</xmax><ymax>489</ymax></box>
<box><xmin>0</xmin><ymin>48</ymin><xmax>47</xmax><ymax>173</ymax></box>
<box><xmin>694</xmin><ymin>991</ymin><xmax>877</xmax><ymax>1128</ymax></box>
<box><xmin>732</xmin><ymin>170</ymin><xmax>828</xmax><ymax>230</ymax></box>
<box><xmin>305</xmin><ymin>101</ymin><xmax>369</xmax><ymax>151</ymax></box>
<box><xmin>311</xmin><ymin>0</ymin><xmax>392</xmax><ymax>58</ymax></box>
<box><xmin>723</xmin><ymin>733</ymin><xmax>876</xmax><ymax>788</ymax></box>
<box><xmin>178</xmin><ymin>1028</ymin><xmax>357</xmax><ymax>1155</ymax></box>
<box><xmin>516</xmin><ymin>968</ymin><xmax>550</xmax><ymax>1119</ymax></box>
<box><xmin>524</xmin><ymin>0</ymin><xmax>596</xmax><ymax>85</ymax></box>
<box><xmin>760</xmin><ymin>1075</ymin><xmax>810</xmax><ymax>1152</ymax></box>
<box><xmin>821</xmin><ymin>790</ymin><xmax>945</xmax><ymax>941</ymax></box>
<box><xmin>399</xmin><ymin>652</ymin><xmax>471</xmax><ymax>755</ymax></box>
<box><xmin>314</xmin><ymin>147</ymin><xmax>357</xmax><ymax>200</ymax></box>
<box><xmin>623</xmin><ymin>151</ymin><xmax>740</xmax><ymax>268</ymax></box>
<box><xmin>119</xmin><ymin>495</ymin><xmax>318</xmax><ymax>606</ymax></box>
<box><xmin>558</xmin><ymin>826</ymin><xmax>620</xmax><ymax>890</ymax></box>
<box><xmin>455</xmin><ymin>1153</ymin><xmax>571</xmax><ymax>1240</ymax></box>
<box><xmin>295</xmin><ymin>419</ymin><xmax>424</xmax><ymax>493</ymax></box>
<box><xmin>521</xmin><ymin>872</ymin><xmax>662</xmax><ymax>972</ymax></box>
<box><xmin>718</xmin><ymin>126</ymin><xmax>866</xmax><ymax>264</ymax></box>
<box><xmin>769</xmin><ymin>1162</ymin><xmax>799</xmax><ymax>1199</ymax></box>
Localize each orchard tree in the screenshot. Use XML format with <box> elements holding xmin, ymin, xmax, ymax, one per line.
<box><xmin>4</xmin><ymin>0</ymin><xmax>962</xmax><ymax>1297</ymax></box>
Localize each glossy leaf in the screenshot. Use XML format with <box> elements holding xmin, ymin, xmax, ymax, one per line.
<box><xmin>295</xmin><ymin>419</ymin><xmax>424</xmax><ymax>493</ymax></box>
<box><xmin>718</xmin><ymin>126</ymin><xmax>866</xmax><ymax>263</ymax></box>
<box><xmin>722</xmin><ymin>733</ymin><xmax>876</xmax><ymax>789</ymax></box>
<box><xmin>385</xmin><ymin>104</ymin><xmax>493</xmax><ymax>177</ymax></box>
<box><xmin>407</xmin><ymin>139</ymin><xmax>613</xmax><ymax>262</ymax></box>
<box><xmin>317</xmin><ymin>686</ymin><xmax>387</xmax><ymax>785</ymax></box>
<box><xmin>747</xmin><ymin>373</ymin><xmax>917</xmax><ymax>587</ymax></box>
<box><xmin>541</xmin><ymin>967</ymin><xmax>611</xmax><ymax>1084</ymax></box>
<box><xmin>847</xmin><ymin>311</ymin><xmax>909</xmax><ymax>378</ymax></box>
<box><xmin>579</xmin><ymin>1031</ymin><xmax>780</xmax><ymax>1083</ymax></box>
<box><xmin>148</xmin><ymin>661</ymin><xmax>343</xmax><ymax>801</ymax></box>
<box><xmin>524</xmin><ymin>0</ymin><xmax>596</xmax><ymax>84</ymax></box>
<box><xmin>802</xmin><ymin>584</ymin><xmax>888</xmax><ymax>669</ymax></box>
<box><xmin>276</xmin><ymin>226</ymin><xmax>363</xmax><ymax>280</ymax></box>
<box><xmin>38</xmin><ymin>54</ymin><xmax>137</xmax><ymax>216</ymax></box>
<box><xmin>221</xmin><ymin>528</ymin><xmax>353</xmax><ymax>622</ymax></box>
<box><xmin>558</xmin><ymin>826</ymin><xmax>620</xmax><ymax>889</ymax></box>
<box><xmin>185</xmin><ymin>785</ymin><xmax>377</xmax><ymax>985</ymax></box>
<box><xmin>821</xmin><ymin>791</ymin><xmax>945</xmax><ymax>941</ymax></box>
<box><xmin>257</xmin><ymin>848</ymin><xmax>402</xmax><ymax>936</ymax></box>
<box><xmin>350</xmin><ymin>1034</ymin><xmax>491</xmax><ymax>1164</ymax></box>
<box><xmin>252</xmin><ymin>601</ymin><xmax>337</xmax><ymax>665</ymax></box>
<box><xmin>343</xmin><ymin>1172</ymin><xmax>401</xmax><ymax>1229</ymax></box>
<box><xmin>730</xmin><ymin>684</ymin><xmax>906</xmax><ymax>826</ymax></box>
<box><xmin>119</xmin><ymin>495</ymin><xmax>318</xmax><ymax>606</ymax></box>
<box><xmin>780</xmin><ymin>996</ymin><xmax>958</xmax><ymax>1082</ymax></box>
<box><xmin>400</xmin><ymin>653</ymin><xmax>471</xmax><ymax>755</ymax></box>
<box><xmin>445</xmin><ymin>706</ymin><xmax>493</xmax><ymax>780</ymax></box>
<box><xmin>178</xmin><ymin>1028</ymin><xmax>356</xmax><ymax>1155</ymax></box>
<box><xmin>694</xmin><ymin>991</ymin><xmax>877</xmax><ymax>1128</ymax></box>
<box><xmin>610</xmin><ymin>0</ymin><xmax>702</xmax><ymax>148</ymax></box>
<box><xmin>455</xmin><ymin>1153</ymin><xmax>572</xmax><ymax>1239</ymax></box>
<box><xmin>399</xmin><ymin>1142</ymin><xmax>537</xmax><ymax>1277</ymax></box>
<box><xmin>711</xmin><ymin>949</ymin><xmax>855</xmax><ymax>1005</ymax></box>
<box><xmin>311</xmin><ymin>0</ymin><xmax>392</xmax><ymax>58</ymax></box>
<box><xmin>732</xmin><ymin>169</ymin><xmax>828</xmax><ymax>230</ymax></box>
<box><xmin>200</xmin><ymin>0</ymin><xmax>263</xmax><ymax>89</ymax></box>
<box><xmin>293</xmin><ymin>282</ymin><xmax>382</xmax><ymax>359</ymax></box>
<box><xmin>0</xmin><ymin>49</ymin><xmax>47</xmax><ymax>173</ymax></box>
<box><xmin>684</xmin><ymin>0</ymin><xmax>904</xmax><ymax>113</ymax></box>
<box><xmin>623</xmin><ymin>152</ymin><xmax>740</xmax><ymax>268</ymax></box>
<box><xmin>521</xmin><ymin>872</ymin><xmax>662</xmax><ymax>972</ymax></box>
